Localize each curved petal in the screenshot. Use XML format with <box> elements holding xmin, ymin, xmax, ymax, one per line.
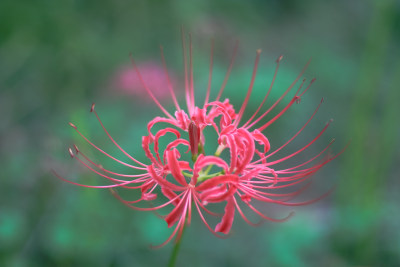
<box><xmin>142</xmin><ymin>136</ymin><xmax>160</xmax><ymax>166</ymax></box>
<box><xmin>202</xmin><ymin>185</ymin><xmax>237</xmax><ymax>203</ymax></box>
<box><xmin>162</xmin><ymin>187</ymin><xmax>181</xmax><ymax>206</ymax></box>
<box><xmin>215</xmin><ymin>197</ymin><xmax>235</xmax><ymax>234</ymax></box>
<box><xmin>147</xmin><ymin>116</ymin><xmax>179</xmax><ymax>138</ymax></box>
<box><xmin>196</xmin><ymin>174</ymin><xmax>238</xmax><ymax>191</ymax></box>
<box><xmin>166</xmin><ymin>149</ymin><xmax>188</xmax><ymax>186</ymax></box>
<box><xmin>165</xmin><ymin>191</ymin><xmax>190</xmax><ymax>227</ymax></box>
<box><xmin>252</xmin><ymin>129</ymin><xmax>270</xmax><ymax>154</ymax></box>
<box><xmin>154</xmin><ymin>127</ymin><xmax>181</xmax><ymax>163</ymax></box>
<box><xmin>196</xmin><ymin>155</ymin><xmax>229</xmax><ymax>172</ymax></box>
<box><xmin>148</xmin><ymin>165</ymin><xmax>186</xmax><ymax>191</ymax></box>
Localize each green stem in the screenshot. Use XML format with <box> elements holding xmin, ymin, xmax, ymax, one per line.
<box><xmin>167</xmin><ymin>225</ymin><xmax>186</xmax><ymax>267</ymax></box>
<box><xmin>182</xmin><ymin>171</ymin><xmax>192</xmax><ymax>178</ymax></box>
<box><xmin>203</xmin><ymin>144</ymin><xmax>225</xmax><ymax>175</ymax></box>
<box><xmin>197</xmin><ymin>171</ymin><xmax>224</xmax><ymax>183</ymax></box>
<box><xmin>168</xmin><ymin>145</ymin><xmax>225</xmax><ymax>266</ymax></box>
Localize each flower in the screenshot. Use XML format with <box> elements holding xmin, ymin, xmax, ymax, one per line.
<box><xmin>113</xmin><ymin>61</ymin><xmax>177</xmax><ymax>101</ymax></box>
<box><xmin>55</xmin><ymin>32</ymin><xmax>343</xmax><ymax>248</ymax></box>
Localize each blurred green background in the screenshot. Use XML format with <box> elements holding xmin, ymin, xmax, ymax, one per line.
<box><xmin>1</xmin><ymin>0</ymin><xmax>399</xmax><ymax>266</ymax></box>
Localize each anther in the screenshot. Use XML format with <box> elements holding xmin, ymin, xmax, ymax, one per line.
<box><xmin>68</xmin><ymin>148</ymin><xmax>74</xmax><ymax>158</ymax></box>
<box><xmin>276</xmin><ymin>55</ymin><xmax>283</xmax><ymax>63</ymax></box>
<box><xmin>69</xmin><ymin>122</ymin><xmax>77</xmax><ymax>129</ymax></box>
<box><xmin>90</xmin><ymin>103</ymin><xmax>95</xmax><ymax>112</ymax></box>
<box><xmin>109</xmin><ymin>188</ymin><xmax>117</xmax><ymax>195</ymax></box>
<box><xmin>240</xmin><ymin>194</ymin><xmax>252</xmax><ymax>203</ymax></box>
<box><xmin>73</xmin><ymin>144</ymin><xmax>79</xmax><ymax>154</ymax></box>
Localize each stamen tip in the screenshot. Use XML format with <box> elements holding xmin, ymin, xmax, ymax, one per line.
<box><xmin>276</xmin><ymin>55</ymin><xmax>283</xmax><ymax>63</ymax></box>
<box><xmin>90</xmin><ymin>103</ymin><xmax>95</xmax><ymax>112</ymax></box>
<box><xmin>73</xmin><ymin>144</ymin><xmax>80</xmax><ymax>153</ymax></box>
<box><xmin>68</xmin><ymin>148</ymin><xmax>74</xmax><ymax>158</ymax></box>
<box><xmin>256</xmin><ymin>49</ymin><xmax>262</xmax><ymax>54</ymax></box>
<box><xmin>109</xmin><ymin>188</ymin><xmax>117</xmax><ymax>195</ymax></box>
<box><xmin>69</xmin><ymin>122</ymin><xmax>77</xmax><ymax>129</ymax></box>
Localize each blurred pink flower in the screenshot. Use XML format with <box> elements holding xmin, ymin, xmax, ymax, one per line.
<box><xmin>114</xmin><ymin>61</ymin><xmax>176</xmax><ymax>100</ymax></box>
<box><xmin>56</xmin><ymin>33</ymin><xmax>344</xmax><ymax>248</ymax></box>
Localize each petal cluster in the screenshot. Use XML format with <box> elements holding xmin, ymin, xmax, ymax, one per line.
<box><xmin>57</xmin><ymin>34</ymin><xmax>343</xmax><ymax>247</ymax></box>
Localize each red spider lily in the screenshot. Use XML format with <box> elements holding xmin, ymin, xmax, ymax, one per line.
<box><xmin>55</xmin><ymin>30</ymin><xmax>344</xmax><ymax>247</ymax></box>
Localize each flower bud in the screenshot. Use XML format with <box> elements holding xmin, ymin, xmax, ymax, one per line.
<box><xmin>188</xmin><ymin>122</ymin><xmax>200</xmax><ymax>159</ymax></box>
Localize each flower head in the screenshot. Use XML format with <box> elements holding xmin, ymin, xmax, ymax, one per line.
<box><xmin>56</xmin><ymin>31</ymin><xmax>343</xmax><ymax>247</ymax></box>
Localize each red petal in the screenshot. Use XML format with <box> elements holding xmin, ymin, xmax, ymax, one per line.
<box><xmin>252</xmin><ymin>129</ymin><xmax>270</xmax><ymax>154</ymax></box>
<box><xmin>166</xmin><ymin>149</ymin><xmax>188</xmax><ymax>186</ymax></box>
<box><xmin>215</xmin><ymin>197</ymin><xmax>235</xmax><ymax>234</ymax></box>
<box><xmin>165</xmin><ymin>191</ymin><xmax>189</xmax><ymax>227</ymax></box>
<box><xmin>147</xmin><ymin>165</ymin><xmax>185</xmax><ymax>191</ymax></box>
<box><xmin>196</xmin><ymin>174</ymin><xmax>238</xmax><ymax>191</ymax></box>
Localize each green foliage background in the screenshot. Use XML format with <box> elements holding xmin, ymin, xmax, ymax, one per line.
<box><xmin>1</xmin><ymin>0</ymin><xmax>399</xmax><ymax>266</ymax></box>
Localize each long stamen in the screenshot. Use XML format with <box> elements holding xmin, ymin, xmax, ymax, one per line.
<box><xmin>266</xmin><ymin>119</ymin><xmax>332</xmax><ymax>166</ymax></box>
<box><xmin>256</xmin><ymin>78</ymin><xmax>306</xmax><ymax>132</ymax></box>
<box><xmin>129</xmin><ymin>55</ymin><xmax>174</xmax><ymax>120</ymax></box>
<box><xmin>248</xmin><ymin>186</ymin><xmax>336</xmax><ymax>207</ymax></box>
<box><xmin>91</xmin><ymin>104</ymin><xmax>148</xmax><ymax>167</ymax></box>
<box><xmin>52</xmin><ymin>169</ymin><xmax>145</xmax><ymax>189</ymax></box>
<box><xmin>111</xmin><ymin>188</ymin><xmax>186</xmax><ymax>211</ymax></box>
<box><xmin>246</xmin><ymin>58</ymin><xmax>311</xmax><ymax>130</ymax></box>
<box><xmin>232</xmin><ymin>196</ymin><xmax>262</xmax><ymax>226</ymax></box>
<box><xmin>254</xmin><ymin>98</ymin><xmax>324</xmax><ymax>163</ymax></box>
<box><xmin>68</xmin><ymin>122</ymin><xmax>146</xmax><ymax>170</ymax></box>
<box><xmin>243</xmin><ymin>55</ymin><xmax>283</xmax><ymax>128</ymax></box>
<box><xmin>244</xmin><ymin>201</ymin><xmax>295</xmax><ymax>222</ymax></box>
<box><xmin>277</xmin><ymin>139</ymin><xmax>335</xmax><ymax>172</ymax></box>
<box><xmin>193</xmin><ymin>195</ymin><xmax>228</xmax><ymax>239</ymax></box>
<box><xmin>189</xmin><ymin>33</ymin><xmax>195</xmax><ymax>111</ymax></box>
<box><xmin>181</xmin><ymin>26</ymin><xmax>191</xmax><ymax>114</ymax></box>
<box><xmin>159</xmin><ymin>45</ymin><xmax>181</xmax><ymax>111</ymax></box>
<box><xmin>74</xmin><ymin>145</ymin><xmax>148</xmax><ymax>178</ymax></box>
<box><xmin>278</xmin><ymin>140</ymin><xmax>349</xmax><ymax>175</ymax></box>
<box><xmin>204</xmin><ymin>38</ymin><xmax>214</xmax><ymax>106</ymax></box>
<box><xmin>215</xmin><ymin>40</ymin><xmax>239</xmax><ymax>102</ymax></box>
<box><xmin>151</xmin><ymin>198</ymin><xmax>188</xmax><ymax>249</ymax></box>
<box><xmin>235</xmin><ymin>49</ymin><xmax>262</xmax><ymax>127</ymax></box>
<box><xmin>72</xmin><ymin>153</ymin><xmax>147</xmax><ymax>187</ymax></box>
